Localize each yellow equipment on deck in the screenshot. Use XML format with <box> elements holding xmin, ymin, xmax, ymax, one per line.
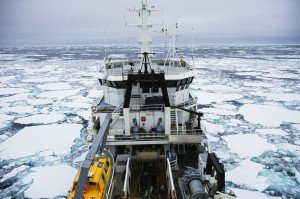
<box><xmin>68</xmin><ymin>156</ymin><xmax>113</xmax><ymax>199</ymax></box>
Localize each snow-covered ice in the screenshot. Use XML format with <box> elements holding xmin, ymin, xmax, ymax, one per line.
<box><xmin>0</xmin><ymin>165</ymin><xmax>29</xmax><ymax>182</ymax></box>
<box><xmin>195</xmin><ymin>92</ymin><xmax>243</xmax><ymax>105</ymax></box>
<box><xmin>227</xmin><ymin>159</ymin><xmax>269</xmax><ymax>191</ymax></box>
<box><xmin>222</xmin><ymin>134</ymin><xmax>277</xmax><ymax>158</ymax></box>
<box><xmin>37</xmin><ymin>89</ymin><xmax>82</xmax><ymax>99</ymax></box>
<box><xmin>230</xmin><ymin>188</ymin><xmax>281</xmax><ymax>199</ymax></box>
<box><xmin>23</xmin><ymin>165</ymin><xmax>77</xmax><ymax>198</ymax></box>
<box><xmin>0</xmin><ymin>105</ymin><xmax>36</xmax><ymax>115</ymax></box>
<box><xmin>26</xmin><ymin>98</ymin><xmax>53</xmax><ymax>105</ymax></box>
<box><xmin>256</xmin><ymin>128</ymin><xmax>289</xmax><ymax>136</ymax></box>
<box><xmin>36</xmin><ymin>82</ymin><xmax>73</xmax><ymax>91</ymax></box>
<box><xmin>202</xmin><ymin>120</ymin><xmax>224</xmax><ymax>134</ymax></box>
<box><xmin>240</xmin><ymin>104</ymin><xmax>300</xmax><ymax>127</ymax></box>
<box><xmin>0</xmin><ymin>124</ymin><xmax>82</xmax><ymax>159</ymax></box>
<box><xmin>0</xmin><ymin>87</ymin><xmax>29</xmax><ymax>95</ymax></box>
<box><xmin>14</xmin><ymin>113</ymin><xmax>65</xmax><ymax>125</ymax></box>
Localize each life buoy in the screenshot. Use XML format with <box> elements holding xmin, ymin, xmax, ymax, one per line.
<box><xmin>141</xmin><ymin>116</ymin><xmax>146</xmax><ymax>121</ymax></box>
<box><xmin>91</xmin><ymin>106</ymin><xmax>97</xmax><ymax>113</ymax></box>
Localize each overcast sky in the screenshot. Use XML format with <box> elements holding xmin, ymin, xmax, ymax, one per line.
<box><xmin>0</xmin><ymin>0</ymin><xmax>299</xmax><ymax>45</ymax></box>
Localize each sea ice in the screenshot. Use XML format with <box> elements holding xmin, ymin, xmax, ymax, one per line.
<box><xmin>239</xmin><ymin>104</ymin><xmax>300</xmax><ymax>127</ymax></box>
<box><xmin>200</xmin><ymin>84</ymin><xmax>236</xmax><ymax>93</ymax></box>
<box><xmin>23</xmin><ymin>165</ymin><xmax>77</xmax><ymax>198</ymax></box>
<box><xmin>0</xmin><ymin>124</ymin><xmax>82</xmax><ymax>159</ymax></box>
<box><xmin>227</xmin><ymin>159</ymin><xmax>269</xmax><ymax>191</ymax></box>
<box><xmin>37</xmin><ymin>82</ymin><xmax>73</xmax><ymax>91</ymax></box>
<box><xmin>202</xmin><ymin>121</ymin><xmax>224</xmax><ymax>134</ymax></box>
<box><xmin>230</xmin><ymin>188</ymin><xmax>281</xmax><ymax>199</ymax></box>
<box><xmin>222</xmin><ymin>134</ymin><xmax>277</xmax><ymax>158</ymax></box>
<box><xmin>22</xmin><ymin>77</ymin><xmax>60</xmax><ymax>83</ymax></box>
<box><xmin>256</xmin><ymin>128</ymin><xmax>288</xmax><ymax>136</ymax></box>
<box><xmin>243</xmin><ymin>82</ymin><xmax>274</xmax><ymax>88</ymax></box>
<box><xmin>255</xmin><ymin>92</ymin><xmax>300</xmax><ymax>102</ymax></box>
<box><xmin>26</xmin><ymin>98</ymin><xmax>53</xmax><ymax>106</ymax></box>
<box><xmin>0</xmin><ymin>93</ymin><xmax>30</xmax><ymax>103</ymax></box>
<box><xmin>77</xmin><ymin>110</ymin><xmax>91</xmax><ymax>120</ymax></box>
<box><xmin>0</xmin><ymin>105</ymin><xmax>36</xmax><ymax>115</ymax></box>
<box><xmin>0</xmin><ymin>165</ymin><xmax>28</xmax><ymax>182</ymax></box>
<box><xmin>37</xmin><ymin>89</ymin><xmax>82</xmax><ymax>99</ymax></box>
<box><xmin>0</xmin><ymin>87</ymin><xmax>29</xmax><ymax>95</ymax></box>
<box><xmin>194</xmin><ymin>92</ymin><xmax>243</xmax><ymax>105</ymax></box>
<box><xmin>201</xmin><ymin>107</ymin><xmax>237</xmax><ymax>115</ymax></box>
<box><xmin>14</xmin><ymin>113</ymin><xmax>65</xmax><ymax>125</ymax></box>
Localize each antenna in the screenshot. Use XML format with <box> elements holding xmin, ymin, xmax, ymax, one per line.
<box><xmin>192</xmin><ymin>27</ymin><xmax>194</xmax><ymax>68</ymax></box>
<box><xmin>104</xmin><ymin>30</ymin><xmax>107</xmax><ymax>61</ymax></box>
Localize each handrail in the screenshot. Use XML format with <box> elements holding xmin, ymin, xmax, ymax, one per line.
<box><xmin>108</xmin><ymin>134</ymin><xmax>167</xmax><ymax>142</ymax></box>
<box><xmin>176</xmin><ymin>97</ymin><xmax>198</xmax><ymax>108</ymax></box>
<box><xmin>129</xmin><ymin>104</ymin><xmax>165</xmax><ymax>111</ymax></box>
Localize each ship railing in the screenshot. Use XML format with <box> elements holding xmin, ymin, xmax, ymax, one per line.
<box><xmin>176</xmin><ymin>97</ymin><xmax>198</xmax><ymax>108</ymax></box>
<box><xmin>170</xmin><ymin>129</ymin><xmax>202</xmax><ymax>135</ymax></box>
<box><xmin>107</xmin><ymin>133</ymin><xmax>167</xmax><ymax>142</ymax></box>
<box><xmin>110</xmin><ymin>103</ymin><xmax>124</xmax><ymax>126</ymax></box>
<box><xmin>101</xmin><ymin>65</ymin><xmax>192</xmax><ymax>76</ymax></box>
<box><xmin>129</xmin><ymin>104</ymin><xmax>165</xmax><ymax>111</ymax></box>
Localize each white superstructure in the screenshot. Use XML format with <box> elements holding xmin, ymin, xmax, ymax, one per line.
<box><xmin>84</xmin><ymin>1</ymin><xmax>236</xmax><ymax>198</ymax></box>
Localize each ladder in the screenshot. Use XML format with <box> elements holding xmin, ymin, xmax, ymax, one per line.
<box><xmin>170</xmin><ymin>108</ymin><xmax>178</xmax><ymax>133</ymax></box>
<box><xmin>178</xmin><ymin>144</ymin><xmax>186</xmax><ymax>154</ymax></box>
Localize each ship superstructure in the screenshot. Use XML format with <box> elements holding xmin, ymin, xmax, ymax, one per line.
<box><xmin>69</xmin><ymin>1</ymin><xmax>236</xmax><ymax>198</ymax></box>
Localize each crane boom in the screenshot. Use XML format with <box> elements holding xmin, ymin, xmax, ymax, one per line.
<box><xmin>74</xmin><ymin>113</ymin><xmax>112</xmax><ymax>199</ymax></box>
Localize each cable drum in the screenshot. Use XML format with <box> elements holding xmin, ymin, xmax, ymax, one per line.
<box><xmin>188</xmin><ymin>179</ymin><xmax>208</xmax><ymax>199</ymax></box>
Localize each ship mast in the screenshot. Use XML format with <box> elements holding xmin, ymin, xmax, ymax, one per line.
<box><xmin>138</xmin><ymin>0</ymin><xmax>152</xmax><ymax>56</ymax></box>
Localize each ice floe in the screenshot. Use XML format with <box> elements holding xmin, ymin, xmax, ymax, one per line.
<box><xmin>0</xmin><ymin>124</ymin><xmax>82</xmax><ymax>159</ymax></box>
<box><xmin>255</xmin><ymin>92</ymin><xmax>300</xmax><ymax>102</ymax></box>
<box><xmin>201</xmin><ymin>107</ymin><xmax>237</xmax><ymax>115</ymax></box>
<box><xmin>202</xmin><ymin>121</ymin><xmax>224</xmax><ymax>134</ymax></box>
<box><xmin>0</xmin><ymin>165</ymin><xmax>28</xmax><ymax>182</ymax></box>
<box><xmin>230</xmin><ymin>188</ymin><xmax>281</xmax><ymax>199</ymax></box>
<box><xmin>14</xmin><ymin>113</ymin><xmax>65</xmax><ymax>125</ymax></box>
<box><xmin>1</xmin><ymin>93</ymin><xmax>30</xmax><ymax>103</ymax></box>
<box><xmin>0</xmin><ymin>87</ymin><xmax>29</xmax><ymax>95</ymax></box>
<box><xmin>23</xmin><ymin>165</ymin><xmax>77</xmax><ymax>198</ymax></box>
<box><xmin>227</xmin><ymin>159</ymin><xmax>268</xmax><ymax>191</ymax></box>
<box><xmin>37</xmin><ymin>88</ymin><xmax>82</xmax><ymax>99</ymax></box>
<box><xmin>0</xmin><ymin>105</ymin><xmax>36</xmax><ymax>115</ymax></box>
<box><xmin>36</xmin><ymin>82</ymin><xmax>73</xmax><ymax>91</ymax></box>
<box><xmin>240</xmin><ymin>104</ymin><xmax>300</xmax><ymax>127</ymax></box>
<box><xmin>256</xmin><ymin>128</ymin><xmax>289</xmax><ymax>136</ymax></box>
<box><xmin>22</xmin><ymin>77</ymin><xmax>60</xmax><ymax>83</ymax></box>
<box><xmin>222</xmin><ymin>134</ymin><xmax>277</xmax><ymax>158</ymax></box>
<box><xmin>26</xmin><ymin>98</ymin><xmax>53</xmax><ymax>106</ymax></box>
<box><xmin>195</xmin><ymin>92</ymin><xmax>243</xmax><ymax>105</ymax></box>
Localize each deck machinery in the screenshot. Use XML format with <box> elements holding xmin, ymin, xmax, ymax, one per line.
<box><xmin>70</xmin><ymin>1</ymin><xmax>237</xmax><ymax>199</ymax></box>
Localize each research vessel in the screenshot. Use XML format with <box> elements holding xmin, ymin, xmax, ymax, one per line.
<box><xmin>69</xmin><ymin>1</ymin><xmax>236</xmax><ymax>198</ymax></box>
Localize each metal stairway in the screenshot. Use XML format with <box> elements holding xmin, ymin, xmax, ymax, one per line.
<box><xmin>170</xmin><ymin>108</ymin><xmax>178</xmax><ymax>133</ymax></box>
